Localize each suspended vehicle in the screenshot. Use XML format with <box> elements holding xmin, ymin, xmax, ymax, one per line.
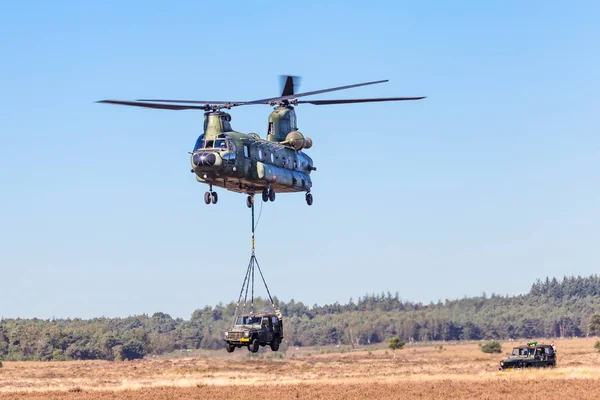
<box><xmin>98</xmin><ymin>76</ymin><xmax>424</xmax><ymax>207</ymax></box>
<box><xmin>225</xmin><ymin>313</ymin><xmax>283</xmax><ymax>353</ymax></box>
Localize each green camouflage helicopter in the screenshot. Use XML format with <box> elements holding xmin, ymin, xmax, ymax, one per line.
<box><xmin>99</xmin><ymin>77</ymin><xmax>424</xmax><ymax>207</ymax></box>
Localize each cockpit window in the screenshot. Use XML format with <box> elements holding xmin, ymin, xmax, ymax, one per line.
<box><xmin>215</xmin><ymin>139</ymin><xmax>227</xmax><ymax>149</ymax></box>
<box><xmin>193</xmin><ymin>134</ymin><xmax>205</xmax><ymax>151</ymax></box>
<box><xmin>194</xmin><ymin>134</ymin><xmax>231</xmax><ymax>151</ymax></box>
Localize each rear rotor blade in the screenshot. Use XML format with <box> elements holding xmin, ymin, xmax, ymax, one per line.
<box><xmin>298</xmin><ymin>97</ymin><xmax>426</xmax><ymax>105</ymax></box>
<box><xmin>279</xmin><ymin>75</ymin><xmax>301</xmax><ymax>96</ymax></box>
<box><xmin>243</xmin><ymin>79</ymin><xmax>389</xmax><ymax>105</ymax></box>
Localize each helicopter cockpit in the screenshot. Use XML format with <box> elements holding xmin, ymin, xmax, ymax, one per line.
<box><xmin>194</xmin><ymin>134</ymin><xmax>235</xmax><ymax>152</ymax></box>
<box><xmin>192</xmin><ymin>133</ymin><xmax>237</xmax><ymax>168</ymax></box>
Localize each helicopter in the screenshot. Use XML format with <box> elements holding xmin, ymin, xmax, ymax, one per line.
<box><xmin>98</xmin><ymin>77</ymin><xmax>424</xmax><ymax>207</ymax></box>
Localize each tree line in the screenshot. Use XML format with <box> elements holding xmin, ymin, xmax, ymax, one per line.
<box><xmin>2</xmin><ymin>275</ymin><xmax>600</xmax><ymax>361</ymax></box>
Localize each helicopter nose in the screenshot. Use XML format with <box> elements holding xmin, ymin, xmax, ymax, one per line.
<box><xmin>193</xmin><ymin>152</ymin><xmax>217</xmax><ymax>167</ymax></box>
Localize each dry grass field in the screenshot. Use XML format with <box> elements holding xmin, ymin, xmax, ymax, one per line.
<box><xmin>2</xmin><ymin>338</ymin><xmax>600</xmax><ymax>399</ymax></box>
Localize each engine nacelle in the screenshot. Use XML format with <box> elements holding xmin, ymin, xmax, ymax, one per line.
<box><xmin>284</xmin><ymin>131</ymin><xmax>313</xmax><ymax>150</ymax></box>
<box><xmin>304</xmin><ymin>137</ymin><xmax>313</xmax><ymax>149</ymax></box>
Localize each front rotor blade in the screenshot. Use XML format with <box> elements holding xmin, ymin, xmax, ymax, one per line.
<box><xmin>136</xmin><ymin>99</ymin><xmax>246</xmax><ymax>105</ymax></box>
<box><xmin>97</xmin><ymin>100</ymin><xmax>211</xmax><ymax>110</ymax></box>
<box><xmin>243</xmin><ymin>79</ymin><xmax>389</xmax><ymax>105</ymax></box>
<box><xmin>297</xmin><ymin>97</ymin><xmax>426</xmax><ymax>105</ymax></box>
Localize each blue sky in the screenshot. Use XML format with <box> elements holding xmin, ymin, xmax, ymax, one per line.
<box><xmin>1</xmin><ymin>1</ymin><xmax>599</xmax><ymax>319</ymax></box>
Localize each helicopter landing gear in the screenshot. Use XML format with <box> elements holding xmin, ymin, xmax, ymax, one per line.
<box><xmin>305</xmin><ymin>192</ymin><xmax>313</xmax><ymax>206</ymax></box>
<box><xmin>262</xmin><ymin>187</ymin><xmax>276</xmax><ymax>202</ymax></box>
<box><xmin>246</xmin><ymin>195</ymin><xmax>254</xmax><ymax>208</ymax></box>
<box><xmin>205</xmin><ymin>185</ymin><xmax>218</xmax><ymax>205</ymax></box>
<box><xmin>204</xmin><ymin>191</ymin><xmax>218</xmax><ymax>204</ymax></box>
<box><xmin>268</xmin><ymin>188</ymin><xmax>276</xmax><ymax>202</ymax></box>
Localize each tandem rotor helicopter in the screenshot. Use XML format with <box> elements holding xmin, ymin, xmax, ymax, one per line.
<box><xmin>99</xmin><ymin>76</ymin><xmax>424</xmax><ymax>207</ymax></box>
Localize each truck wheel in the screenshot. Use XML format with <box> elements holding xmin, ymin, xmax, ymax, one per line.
<box><xmin>270</xmin><ymin>338</ymin><xmax>280</xmax><ymax>351</ymax></box>
<box><xmin>225</xmin><ymin>343</ymin><xmax>235</xmax><ymax>353</ymax></box>
<box><xmin>248</xmin><ymin>338</ymin><xmax>259</xmax><ymax>353</ymax></box>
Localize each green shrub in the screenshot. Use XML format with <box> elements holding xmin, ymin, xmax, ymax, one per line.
<box><xmin>594</xmin><ymin>340</ymin><xmax>600</xmax><ymax>351</ymax></box>
<box><xmin>389</xmin><ymin>337</ymin><xmax>405</xmax><ymax>351</ymax></box>
<box><xmin>480</xmin><ymin>340</ymin><xmax>502</xmax><ymax>353</ymax></box>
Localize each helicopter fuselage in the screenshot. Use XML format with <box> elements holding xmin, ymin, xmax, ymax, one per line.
<box><xmin>191</xmin><ymin>110</ymin><xmax>315</xmax><ymax>198</ymax></box>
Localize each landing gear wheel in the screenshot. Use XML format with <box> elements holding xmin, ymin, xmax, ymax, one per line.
<box><xmin>270</xmin><ymin>338</ymin><xmax>280</xmax><ymax>351</ymax></box>
<box><xmin>248</xmin><ymin>338</ymin><xmax>259</xmax><ymax>353</ymax></box>
<box><xmin>268</xmin><ymin>188</ymin><xmax>276</xmax><ymax>202</ymax></box>
<box><xmin>305</xmin><ymin>192</ymin><xmax>313</xmax><ymax>206</ymax></box>
<box><xmin>225</xmin><ymin>343</ymin><xmax>235</xmax><ymax>353</ymax></box>
<box><xmin>211</xmin><ymin>191</ymin><xmax>218</xmax><ymax>204</ymax></box>
<box><xmin>246</xmin><ymin>195</ymin><xmax>254</xmax><ymax>208</ymax></box>
<box><xmin>204</xmin><ymin>192</ymin><xmax>211</xmax><ymax>205</ymax></box>
<box><xmin>262</xmin><ymin>189</ymin><xmax>269</xmax><ymax>203</ymax></box>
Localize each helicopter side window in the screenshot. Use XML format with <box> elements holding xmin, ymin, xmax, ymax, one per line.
<box><xmin>244</xmin><ymin>145</ymin><xmax>250</xmax><ymax>158</ymax></box>
<box><xmin>193</xmin><ymin>134</ymin><xmax>205</xmax><ymax>151</ymax></box>
<box><xmin>222</xmin><ymin>153</ymin><xmax>236</xmax><ymax>163</ymax></box>
<box><xmin>270</xmin><ymin>153</ymin><xmax>274</xmax><ymax>163</ymax></box>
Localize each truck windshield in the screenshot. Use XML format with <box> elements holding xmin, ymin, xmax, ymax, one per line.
<box><xmin>512</xmin><ymin>348</ymin><xmax>529</xmax><ymax>356</ymax></box>
<box><xmin>236</xmin><ymin>316</ymin><xmax>262</xmax><ymax>325</ymax></box>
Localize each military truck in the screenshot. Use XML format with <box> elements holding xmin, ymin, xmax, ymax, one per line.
<box><xmin>224</xmin><ymin>313</ymin><xmax>283</xmax><ymax>353</ymax></box>
<box><xmin>499</xmin><ymin>341</ymin><xmax>556</xmax><ymax>370</ymax></box>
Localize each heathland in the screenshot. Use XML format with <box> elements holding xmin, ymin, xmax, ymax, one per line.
<box><xmin>1</xmin><ymin>338</ymin><xmax>600</xmax><ymax>399</ymax></box>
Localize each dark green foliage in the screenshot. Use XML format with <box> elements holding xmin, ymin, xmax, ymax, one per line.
<box><xmin>480</xmin><ymin>340</ymin><xmax>502</xmax><ymax>353</ymax></box>
<box><xmin>588</xmin><ymin>313</ymin><xmax>600</xmax><ymax>336</ymax></box>
<box><xmin>0</xmin><ymin>275</ymin><xmax>599</xmax><ymax>361</ymax></box>
<box><xmin>389</xmin><ymin>336</ymin><xmax>405</xmax><ymax>350</ymax></box>
<box><xmin>594</xmin><ymin>341</ymin><xmax>600</xmax><ymax>351</ymax></box>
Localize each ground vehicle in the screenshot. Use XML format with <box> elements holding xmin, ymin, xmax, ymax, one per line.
<box><xmin>499</xmin><ymin>342</ymin><xmax>556</xmax><ymax>370</ymax></box>
<box><xmin>224</xmin><ymin>313</ymin><xmax>283</xmax><ymax>353</ymax></box>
